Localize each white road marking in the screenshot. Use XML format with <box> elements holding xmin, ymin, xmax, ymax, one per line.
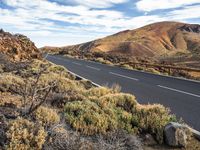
<box><xmin>109</xmin><ymin>72</ymin><xmax>139</xmax><ymax>81</ymax></box>
<box><xmin>67</xmin><ymin>70</ymin><xmax>101</xmax><ymax>87</ymax></box>
<box><xmin>72</xmin><ymin>62</ymin><xmax>82</xmax><ymax>66</ymax></box>
<box><xmin>157</xmin><ymin>85</ymin><xmax>200</xmax><ymax>98</ymax></box>
<box><xmin>86</xmin><ymin>65</ymin><xmax>100</xmax><ymax>71</ymax></box>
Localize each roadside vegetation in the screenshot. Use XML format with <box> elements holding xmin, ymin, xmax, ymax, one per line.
<box><xmin>0</xmin><ymin>55</ymin><xmax>199</xmax><ymax>150</ymax></box>
<box><xmin>60</xmin><ymin>50</ymin><xmax>200</xmax><ymax>80</ymax></box>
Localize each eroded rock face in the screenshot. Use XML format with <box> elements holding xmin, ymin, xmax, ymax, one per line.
<box><xmin>0</xmin><ymin>29</ymin><xmax>41</xmax><ymax>61</ymax></box>
<box><xmin>164</xmin><ymin>122</ymin><xmax>191</xmax><ymax>147</ymax></box>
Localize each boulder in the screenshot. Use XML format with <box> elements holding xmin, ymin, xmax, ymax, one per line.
<box><xmin>164</xmin><ymin>122</ymin><xmax>191</xmax><ymax>147</ymax></box>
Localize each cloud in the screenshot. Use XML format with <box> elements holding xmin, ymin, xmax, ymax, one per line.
<box><xmin>169</xmin><ymin>5</ymin><xmax>200</xmax><ymax>20</ymax></box>
<box><xmin>73</xmin><ymin>0</ymin><xmax>128</xmax><ymax>8</ymax></box>
<box><xmin>136</xmin><ymin>0</ymin><xmax>200</xmax><ymax>11</ymax></box>
<box><xmin>0</xmin><ymin>0</ymin><xmax>199</xmax><ymax>47</ymax></box>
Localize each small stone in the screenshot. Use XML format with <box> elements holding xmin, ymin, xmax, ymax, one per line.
<box><xmin>144</xmin><ymin>134</ymin><xmax>157</xmax><ymax>146</ymax></box>
<box><xmin>125</xmin><ymin>135</ymin><xmax>143</xmax><ymax>150</ymax></box>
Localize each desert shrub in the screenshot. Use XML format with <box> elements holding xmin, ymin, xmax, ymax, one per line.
<box><xmin>0</xmin><ymin>92</ymin><xmax>22</xmax><ymax>108</ymax></box>
<box><xmin>64</xmin><ymin>100</ymin><xmax>118</xmax><ymax>135</ymax></box>
<box><xmin>95</xmin><ymin>57</ymin><xmax>113</xmax><ymax>65</ymax></box>
<box><xmin>83</xmin><ymin>87</ymin><xmax>113</xmax><ymax>98</ymax></box>
<box><xmin>121</xmin><ymin>64</ymin><xmax>133</xmax><ymax>70</ymax></box>
<box><xmin>44</xmin><ymin>125</ymin><xmax>80</xmax><ymax>150</ymax></box>
<box><xmin>145</xmin><ymin>68</ymin><xmax>161</xmax><ymax>75</ymax></box>
<box><xmin>99</xmin><ymin>93</ymin><xmax>137</xmax><ymax>112</ymax></box>
<box><xmin>65</xmin><ymin>93</ymin><xmax>139</xmax><ymax>135</ymax></box>
<box><xmin>39</xmin><ymin>72</ymin><xmax>84</xmax><ymax>93</ymax></box>
<box><xmin>0</xmin><ymin>73</ymin><xmax>24</xmax><ymax>93</ymax></box>
<box><xmin>110</xmin><ymin>84</ymin><xmax>121</xmax><ymax>93</ymax></box>
<box><xmin>0</xmin><ymin>64</ymin><xmax>3</xmax><ymax>73</ymax></box>
<box><xmin>47</xmin><ymin>64</ymin><xmax>75</xmax><ymax>80</ymax></box>
<box><xmin>135</xmin><ymin>66</ymin><xmax>144</xmax><ymax>71</ymax></box>
<box><xmin>6</xmin><ymin>117</ymin><xmax>47</xmax><ymax>150</ymax></box>
<box><xmin>132</xmin><ymin>104</ymin><xmax>176</xmax><ymax>144</ymax></box>
<box><xmin>51</xmin><ymin>91</ymin><xmax>86</xmax><ymax>108</ymax></box>
<box><xmin>33</xmin><ymin>106</ymin><xmax>60</xmax><ymax>127</ymax></box>
<box><xmin>79</xmin><ymin>80</ymin><xmax>93</xmax><ymax>89</ymax></box>
<box><xmin>95</xmin><ymin>57</ymin><xmax>105</xmax><ymax>63</ymax></box>
<box><xmin>97</xmin><ymin>93</ymin><xmax>138</xmax><ymax>133</ymax></box>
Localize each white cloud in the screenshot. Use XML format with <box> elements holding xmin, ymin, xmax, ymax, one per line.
<box><xmin>1</xmin><ymin>0</ymin><xmax>200</xmax><ymax>47</ymax></box>
<box><xmin>73</xmin><ymin>0</ymin><xmax>128</xmax><ymax>8</ymax></box>
<box><xmin>169</xmin><ymin>5</ymin><xmax>200</xmax><ymax>20</ymax></box>
<box><xmin>136</xmin><ymin>0</ymin><xmax>200</xmax><ymax>11</ymax></box>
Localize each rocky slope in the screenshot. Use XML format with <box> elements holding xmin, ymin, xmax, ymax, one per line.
<box><xmin>0</xmin><ymin>29</ymin><xmax>41</xmax><ymax>61</ymax></box>
<box><xmin>42</xmin><ymin>21</ymin><xmax>200</xmax><ymax>68</ymax></box>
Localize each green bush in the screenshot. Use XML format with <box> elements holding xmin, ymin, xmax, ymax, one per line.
<box><xmin>132</xmin><ymin>104</ymin><xmax>176</xmax><ymax>144</ymax></box>
<box><xmin>64</xmin><ymin>100</ymin><xmax>118</xmax><ymax>135</ymax></box>
<box><xmin>99</xmin><ymin>93</ymin><xmax>137</xmax><ymax>112</ymax></box>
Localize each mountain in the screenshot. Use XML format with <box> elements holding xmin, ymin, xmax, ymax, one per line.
<box><xmin>0</xmin><ymin>29</ymin><xmax>41</xmax><ymax>61</ymax></box>
<box><xmin>42</xmin><ymin>21</ymin><xmax>200</xmax><ymax>68</ymax></box>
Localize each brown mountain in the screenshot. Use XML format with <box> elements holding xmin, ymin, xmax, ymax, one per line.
<box><xmin>0</xmin><ymin>29</ymin><xmax>41</xmax><ymax>61</ymax></box>
<box><xmin>43</xmin><ymin>21</ymin><xmax>200</xmax><ymax>68</ymax></box>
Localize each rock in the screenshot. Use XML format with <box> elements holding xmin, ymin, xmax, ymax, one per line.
<box><xmin>143</xmin><ymin>134</ymin><xmax>157</xmax><ymax>146</ymax></box>
<box><xmin>125</xmin><ymin>135</ymin><xmax>143</xmax><ymax>150</ymax></box>
<box><xmin>164</xmin><ymin>122</ymin><xmax>191</xmax><ymax>147</ymax></box>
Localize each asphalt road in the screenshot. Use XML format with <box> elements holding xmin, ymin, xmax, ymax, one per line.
<box><xmin>46</xmin><ymin>54</ymin><xmax>200</xmax><ymax>131</ymax></box>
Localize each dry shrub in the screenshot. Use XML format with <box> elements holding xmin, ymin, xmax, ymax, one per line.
<box><xmin>6</xmin><ymin>117</ymin><xmax>47</xmax><ymax>150</ymax></box>
<box><xmin>28</xmin><ymin>59</ymin><xmax>49</xmax><ymax>73</ymax></box>
<box><xmin>0</xmin><ymin>92</ymin><xmax>22</xmax><ymax>108</ymax></box>
<box><xmin>99</xmin><ymin>93</ymin><xmax>137</xmax><ymax>112</ymax></box>
<box><xmin>64</xmin><ymin>100</ymin><xmax>118</xmax><ymax>135</ymax></box>
<box><xmin>39</xmin><ymin>72</ymin><xmax>84</xmax><ymax>93</ymax></box>
<box><xmin>145</xmin><ymin>68</ymin><xmax>161</xmax><ymax>74</ymax></box>
<box><xmin>0</xmin><ymin>73</ymin><xmax>24</xmax><ymax>93</ymax></box>
<box><xmin>51</xmin><ymin>91</ymin><xmax>86</xmax><ymax>108</ymax></box>
<box><xmin>121</xmin><ymin>64</ymin><xmax>133</xmax><ymax>70</ymax></box>
<box><xmin>96</xmin><ymin>57</ymin><xmax>113</xmax><ymax>65</ymax></box>
<box><xmin>33</xmin><ymin>106</ymin><xmax>60</xmax><ymax>127</ymax></box>
<box><xmin>132</xmin><ymin>104</ymin><xmax>176</xmax><ymax>144</ymax></box>
<box><xmin>0</xmin><ymin>64</ymin><xmax>3</xmax><ymax>73</ymax></box>
<box><xmin>83</xmin><ymin>87</ymin><xmax>113</xmax><ymax>98</ymax></box>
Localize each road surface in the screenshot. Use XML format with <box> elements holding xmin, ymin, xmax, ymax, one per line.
<box><xmin>46</xmin><ymin>54</ymin><xmax>200</xmax><ymax>131</ymax></box>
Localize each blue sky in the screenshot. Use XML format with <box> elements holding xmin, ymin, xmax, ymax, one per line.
<box><xmin>0</xmin><ymin>0</ymin><xmax>200</xmax><ymax>47</ymax></box>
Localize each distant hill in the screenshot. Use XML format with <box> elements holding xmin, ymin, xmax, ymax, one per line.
<box><xmin>41</xmin><ymin>21</ymin><xmax>200</xmax><ymax>68</ymax></box>
<box><xmin>0</xmin><ymin>29</ymin><xmax>41</xmax><ymax>61</ymax></box>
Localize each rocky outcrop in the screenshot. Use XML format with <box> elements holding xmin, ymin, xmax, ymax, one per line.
<box><xmin>0</xmin><ymin>29</ymin><xmax>41</xmax><ymax>61</ymax></box>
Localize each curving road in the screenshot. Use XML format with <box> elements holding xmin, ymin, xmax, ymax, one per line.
<box><xmin>46</xmin><ymin>54</ymin><xmax>200</xmax><ymax>131</ymax></box>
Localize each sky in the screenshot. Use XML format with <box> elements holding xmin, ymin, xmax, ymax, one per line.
<box><xmin>0</xmin><ymin>0</ymin><xmax>200</xmax><ymax>47</ymax></box>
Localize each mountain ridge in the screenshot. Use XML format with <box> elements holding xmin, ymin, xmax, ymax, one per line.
<box><xmin>41</xmin><ymin>21</ymin><xmax>200</xmax><ymax>68</ymax></box>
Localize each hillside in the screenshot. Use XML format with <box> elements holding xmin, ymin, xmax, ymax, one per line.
<box><xmin>42</xmin><ymin>21</ymin><xmax>200</xmax><ymax>68</ymax></box>
<box><xmin>1</xmin><ymin>27</ymin><xmax>200</xmax><ymax>150</ymax></box>
<box><xmin>0</xmin><ymin>29</ymin><xmax>41</xmax><ymax>61</ymax></box>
